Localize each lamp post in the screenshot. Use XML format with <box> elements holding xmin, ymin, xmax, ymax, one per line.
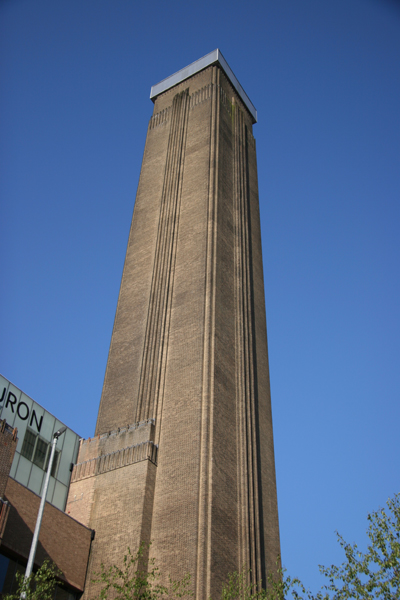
<box><xmin>20</xmin><ymin>426</ymin><xmax>67</xmax><ymax>600</ymax></box>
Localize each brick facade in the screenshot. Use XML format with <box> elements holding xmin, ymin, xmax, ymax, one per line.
<box><xmin>68</xmin><ymin>57</ymin><xmax>280</xmax><ymax>600</ymax></box>
<box><xmin>2</xmin><ymin>478</ymin><xmax>92</xmax><ymax>592</ymax></box>
<box><xmin>0</xmin><ymin>421</ymin><xmax>17</xmax><ymax>498</ymax></box>
<box><xmin>0</xmin><ymin>421</ymin><xmax>17</xmax><ymax>543</ymax></box>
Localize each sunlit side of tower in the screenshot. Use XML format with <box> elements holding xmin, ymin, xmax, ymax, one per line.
<box><xmin>67</xmin><ymin>50</ymin><xmax>280</xmax><ymax>600</ymax></box>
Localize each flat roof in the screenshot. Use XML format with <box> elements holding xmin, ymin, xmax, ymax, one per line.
<box><xmin>150</xmin><ymin>49</ymin><xmax>257</xmax><ymax>123</ymax></box>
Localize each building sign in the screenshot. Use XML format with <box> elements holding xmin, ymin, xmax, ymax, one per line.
<box><xmin>0</xmin><ymin>388</ymin><xmax>43</xmax><ymax>432</ymax></box>
<box><xmin>0</xmin><ymin>374</ymin><xmax>81</xmax><ymax>511</ymax></box>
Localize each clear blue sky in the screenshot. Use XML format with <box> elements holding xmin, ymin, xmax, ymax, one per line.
<box><xmin>1</xmin><ymin>0</ymin><xmax>399</xmax><ymax>593</ymax></box>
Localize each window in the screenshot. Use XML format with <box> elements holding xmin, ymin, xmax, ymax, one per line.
<box><xmin>19</xmin><ymin>429</ymin><xmax>61</xmax><ymax>478</ymax></box>
<box><xmin>20</xmin><ymin>429</ymin><xmax>36</xmax><ymax>461</ymax></box>
<box><xmin>0</xmin><ymin>553</ymin><xmax>10</xmax><ymax>593</ymax></box>
<box><xmin>45</xmin><ymin>449</ymin><xmax>60</xmax><ymax>478</ymax></box>
<box><xmin>33</xmin><ymin>438</ymin><xmax>48</xmax><ymax>470</ymax></box>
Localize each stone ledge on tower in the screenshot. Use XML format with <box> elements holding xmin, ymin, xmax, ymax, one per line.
<box><xmin>77</xmin><ymin>419</ymin><xmax>155</xmax><ymax>463</ymax></box>
<box><xmin>71</xmin><ymin>440</ymin><xmax>158</xmax><ymax>483</ymax></box>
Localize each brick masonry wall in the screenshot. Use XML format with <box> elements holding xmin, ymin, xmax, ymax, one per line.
<box><xmin>3</xmin><ymin>478</ymin><xmax>92</xmax><ymax>591</ymax></box>
<box><xmin>0</xmin><ymin>421</ymin><xmax>17</xmax><ymax>498</ymax></box>
<box><xmin>0</xmin><ymin>421</ymin><xmax>17</xmax><ymax>543</ymax></box>
<box><xmin>66</xmin><ymin>423</ymin><xmax>158</xmax><ymax>599</ymax></box>
<box><xmin>76</xmin><ymin>62</ymin><xmax>280</xmax><ymax>600</ymax></box>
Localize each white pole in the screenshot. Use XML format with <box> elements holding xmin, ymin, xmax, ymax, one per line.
<box><xmin>20</xmin><ymin>427</ymin><xmax>66</xmax><ymax>600</ymax></box>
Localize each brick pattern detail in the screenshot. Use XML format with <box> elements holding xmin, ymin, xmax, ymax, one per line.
<box><xmin>189</xmin><ymin>84</ymin><xmax>212</xmax><ymax>109</ymax></box>
<box><xmin>67</xmin><ymin>456</ymin><xmax>156</xmax><ymax>599</ymax></box>
<box><xmin>0</xmin><ymin>420</ymin><xmax>17</xmax><ymax>543</ymax></box>
<box><xmin>2</xmin><ymin>478</ymin><xmax>92</xmax><ymax>591</ymax></box>
<box><xmin>219</xmin><ymin>84</ymin><xmax>232</xmax><ymax>115</ymax></box>
<box><xmin>233</xmin><ymin>102</ymin><xmax>263</xmax><ymax>586</ymax></box>
<box><xmin>149</xmin><ymin>108</ymin><xmax>170</xmax><ymax>129</ymax></box>
<box><xmin>71</xmin><ymin>440</ymin><xmax>157</xmax><ymax>482</ymax></box>
<box><xmin>82</xmin><ymin>63</ymin><xmax>280</xmax><ymax>600</ymax></box>
<box><xmin>135</xmin><ymin>88</ymin><xmax>190</xmax><ymax>424</ymax></box>
<box><xmin>0</xmin><ymin>420</ymin><xmax>17</xmax><ymax>498</ymax></box>
<box><xmin>149</xmin><ymin>82</ymin><xmax>231</xmax><ymax>131</ymax></box>
<box><xmin>66</xmin><ymin>420</ymin><xmax>158</xmax><ymax>598</ymax></box>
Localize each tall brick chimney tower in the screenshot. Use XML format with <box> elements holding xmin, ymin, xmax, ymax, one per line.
<box><xmin>67</xmin><ymin>50</ymin><xmax>280</xmax><ymax>599</ymax></box>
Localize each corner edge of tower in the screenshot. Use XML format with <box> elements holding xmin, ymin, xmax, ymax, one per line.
<box><xmin>149</xmin><ymin>49</ymin><xmax>257</xmax><ymax>123</ymax></box>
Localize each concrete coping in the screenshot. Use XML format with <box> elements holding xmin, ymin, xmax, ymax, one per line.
<box><xmin>81</xmin><ymin>419</ymin><xmax>155</xmax><ymax>444</ymax></box>
<box><xmin>150</xmin><ymin>49</ymin><xmax>257</xmax><ymax>123</ymax></box>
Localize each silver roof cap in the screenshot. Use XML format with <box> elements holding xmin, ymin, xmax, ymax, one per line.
<box><xmin>150</xmin><ymin>49</ymin><xmax>257</xmax><ymax>123</ymax></box>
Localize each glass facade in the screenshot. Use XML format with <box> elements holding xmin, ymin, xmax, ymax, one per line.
<box><xmin>0</xmin><ymin>374</ymin><xmax>81</xmax><ymax>511</ymax></box>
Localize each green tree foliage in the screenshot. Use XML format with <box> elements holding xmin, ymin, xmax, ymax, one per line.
<box><xmin>317</xmin><ymin>492</ymin><xmax>400</xmax><ymax>600</ymax></box>
<box><xmin>219</xmin><ymin>566</ymin><xmax>290</xmax><ymax>600</ymax></box>
<box><xmin>3</xmin><ymin>560</ymin><xmax>60</xmax><ymax>600</ymax></box>
<box><xmin>281</xmin><ymin>493</ymin><xmax>400</xmax><ymax>600</ymax></box>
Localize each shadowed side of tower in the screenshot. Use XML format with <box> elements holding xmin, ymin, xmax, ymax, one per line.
<box><xmin>66</xmin><ymin>51</ymin><xmax>280</xmax><ymax>600</ymax></box>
